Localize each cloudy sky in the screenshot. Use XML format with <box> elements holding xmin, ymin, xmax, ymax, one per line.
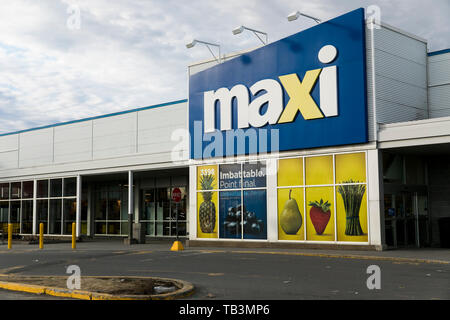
<box><xmin>0</xmin><ymin>0</ymin><xmax>449</xmax><ymax>134</ymax></box>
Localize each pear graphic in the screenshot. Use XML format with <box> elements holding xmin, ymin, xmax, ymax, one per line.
<box><xmin>280</xmin><ymin>190</ymin><xmax>303</xmax><ymax>235</ymax></box>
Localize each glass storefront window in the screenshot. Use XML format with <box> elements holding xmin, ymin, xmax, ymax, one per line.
<box><xmin>277</xmin><ymin>152</ymin><xmax>368</xmax><ymax>243</ymax></box>
<box><xmin>49</xmin><ymin>199</ymin><xmax>62</xmax><ymax>235</ymax></box>
<box><xmin>50</xmin><ymin>179</ymin><xmax>63</xmax><ymax>198</ymax></box>
<box><xmin>63</xmin><ymin>178</ymin><xmax>77</xmax><ymax>197</ymax></box>
<box><xmin>108</xmin><ymin>189</ymin><xmax>121</xmax><ymax>221</ymax></box>
<box><xmin>11</xmin><ymin>183</ymin><xmax>21</xmax><ymax>199</ymax></box>
<box><xmin>0</xmin><ymin>183</ymin><xmax>9</xmax><ymax>200</ymax></box>
<box><xmin>36</xmin><ymin>200</ymin><xmax>48</xmax><ymax>234</ymax></box>
<box><xmin>157</xmin><ymin>188</ymin><xmax>170</xmax><ymax>221</ymax></box>
<box><xmin>22</xmin><ymin>181</ymin><xmax>34</xmax><ymax>199</ymax></box>
<box><xmin>0</xmin><ymin>202</ymin><xmax>9</xmax><ymax>232</ymax></box>
<box><xmin>94</xmin><ymin>190</ymin><xmax>107</xmax><ymax>220</ymax></box>
<box><xmin>21</xmin><ymin>201</ymin><xmax>33</xmax><ymax>234</ymax></box>
<box><xmin>63</xmin><ymin>199</ymin><xmax>76</xmax><ymax>235</ymax></box>
<box><xmin>142</xmin><ymin>190</ymin><xmax>155</xmax><ymax>221</ymax></box>
<box><xmin>92</xmin><ymin>183</ymin><xmax>130</xmax><ymax>236</ymax></box>
<box><xmin>37</xmin><ymin>180</ymin><xmax>48</xmax><ymax>198</ymax></box>
<box><xmin>198</xmin><ymin>162</ymin><xmax>267</xmax><ymax>240</ymax></box>
<box><xmin>10</xmin><ymin>201</ymin><xmax>20</xmax><ymax>224</ymax></box>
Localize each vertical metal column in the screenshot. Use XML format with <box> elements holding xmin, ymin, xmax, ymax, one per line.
<box><xmin>128</xmin><ymin>171</ymin><xmax>134</xmax><ymax>243</ymax></box>
<box><xmin>32</xmin><ymin>180</ymin><xmax>37</xmax><ymax>236</ymax></box>
<box><xmin>76</xmin><ymin>175</ymin><xmax>82</xmax><ymax>237</ymax></box>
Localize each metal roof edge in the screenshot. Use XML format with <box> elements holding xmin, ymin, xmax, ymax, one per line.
<box><xmin>428</xmin><ymin>48</ymin><xmax>450</xmax><ymax>57</ymax></box>
<box><xmin>0</xmin><ymin>98</ymin><xmax>188</xmax><ymax>137</ymax></box>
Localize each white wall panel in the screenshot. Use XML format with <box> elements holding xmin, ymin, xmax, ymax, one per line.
<box><xmin>0</xmin><ymin>151</ymin><xmax>18</xmax><ymax>170</ymax></box>
<box><xmin>0</xmin><ymin>135</ymin><xmax>18</xmax><ymax>153</ymax></box>
<box><xmin>92</xmin><ymin>113</ymin><xmax>137</xmax><ymax>159</ymax></box>
<box><xmin>19</xmin><ymin>128</ymin><xmax>53</xmax><ymax>168</ymax></box>
<box><xmin>138</xmin><ymin>103</ymin><xmax>188</xmax><ymax>158</ymax></box>
<box><xmin>54</xmin><ymin>121</ymin><xmax>92</xmax><ymax>164</ymax></box>
<box><xmin>0</xmin><ymin>101</ymin><xmax>189</xmax><ymax>179</ymax></box>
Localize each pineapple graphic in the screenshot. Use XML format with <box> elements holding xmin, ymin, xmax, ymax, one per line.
<box><xmin>199</xmin><ymin>174</ymin><xmax>216</xmax><ymax>233</ymax></box>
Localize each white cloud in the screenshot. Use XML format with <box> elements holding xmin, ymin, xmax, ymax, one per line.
<box><xmin>0</xmin><ymin>0</ymin><xmax>448</xmax><ymax>133</ymax></box>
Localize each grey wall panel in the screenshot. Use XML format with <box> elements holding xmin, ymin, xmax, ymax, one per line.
<box><xmin>429</xmin><ymin>85</ymin><xmax>450</xmax><ymax>116</ymax></box>
<box><xmin>19</xmin><ymin>128</ymin><xmax>53</xmax><ymax>168</ymax></box>
<box><xmin>138</xmin><ymin>102</ymin><xmax>188</xmax><ymax>157</ymax></box>
<box><xmin>375</xmin><ymin>50</ymin><xmax>427</xmax><ymax>88</ymax></box>
<box><xmin>376</xmin><ymin>99</ymin><xmax>427</xmax><ymax>124</ymax></box>
<box><xmin>0</xmin><ymin>151</ymin><xmax>18</xmax><ymax>170</ymax></box>
<box><xmin>54</xmin><ymin>121</ymin><xmax>93</xmax><ymax>164</ymax></box>
<box><xmin>376</xmin><ymin>76</ymin><xmax>427</xmax><ymax>111</ymax></box>
<box><xmin>92</xmin><ymin>113</ymin><xmax>137</xmax><ymax>159</ymax></box>
<box><xmin>373</xmin><ymin>27</ymin><xmax>426</xmax><ymax>63</ymax></box>
<box><xmin>366</xmin><ymin>26</ymin><xmax>376</xmax><ymax>142</ymax></box>
<box><xmin>0</xmin><ymin>101</ymin><xmax>189</xmax><ymax>179</ymax></box>
<box><xmin>373</xmin><ymin>25</ymin><xmax>428</xmax><ymax>125</ymax></box>
<box><xmin>0</xmin><ymin>135</ymin><xmax>18</xmax><ymax>153</ymax></box>
<box><xmin>428</xmin><ymin>53</ymin><xmax>450</xmax><ymax>119</ymax></box>
<box><xmin>428</xmin><ymin>52</ymin><xmax>450</xmax><ymax>86</ymax></box>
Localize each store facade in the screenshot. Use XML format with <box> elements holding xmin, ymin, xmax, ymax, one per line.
<box><xmin>186</xmin><ymin>8</ymin><xmax>450</xmax><ymax>250</ymax></box>
<box><xmin>1</xmin><ymin>8</ymin><xmax>449</xmax><ymax>250</ymax></box>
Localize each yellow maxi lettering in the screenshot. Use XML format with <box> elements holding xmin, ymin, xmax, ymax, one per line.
<box><xmin>278</xmin><ymin>69</ymin><xmax>324</xmax><ymax>122</ymax></box>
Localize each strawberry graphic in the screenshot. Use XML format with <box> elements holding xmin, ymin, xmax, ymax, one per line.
<box><xmin>309</xmin><ymin>199</ymin><xmax>331</xmax><ymax>235</ymax></box>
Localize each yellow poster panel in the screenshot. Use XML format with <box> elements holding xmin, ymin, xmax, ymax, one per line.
<box><xmin>306</xmin><ymin>187</ymin><xmax>335</xmax><ymax>241</ymax></box>
<box><xmin>197</xmin><ymin>165</ymin><xmax>218</xmax><ymax>191</ymax></box>
<box><xmin>305</xmin><ymin>156</ymin><xmax>333</xmax><ymax>186</ymax></box>
<box><xmin>335</xmin><ymin>153</ymin><xmax>366</xmax><ymax>184</ymax></box>
<box><xmin>336</xmin><ymin>184</ymin><xmax>368</xmax><ymax>242</ymax></box>
<box><xmin>278</xmin><ymin>188</ymin><xmax>304</xmax><ymax>240</ymax></box>
<box><xmin>197</xmin><ymin>191</ymin><xmax>218</xmax><ymax>239</ymax></box>
<box><xmin>278</xmin><ymin>158</ymin><xmax>303</xmax><ymax>187</ymax></box>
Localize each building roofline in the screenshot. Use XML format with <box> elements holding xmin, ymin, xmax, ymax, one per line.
<box><xmin>0</xmin><ymin>98</ymin><xmax>188</xmax><ymax>137</ymax></box>
<box><xmin>428</xmin><ymin>48</ymin><xmax>450</xmax><ymax>57</ymax></box>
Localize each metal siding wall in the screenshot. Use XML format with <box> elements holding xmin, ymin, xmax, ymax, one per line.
<box><xmin>0</xmin><ymin>101</ymin><xmax>188</xmax><ymax>179</ymax></box>
<box><xmin>365</xmin><ymin>26</ymin><xmax>376</xmax><ymax>142</ymax></box>
<box><xmin>0</xmin><ymin>135</ymin><xmax>19</xmax><ymax>170</ymax></box>
<box><xmin>373</xmin><ymin>26</ymin><xmax>428</xmax><ymax>125</ymax></box>
<box><xmin>92</xmin><ymin>113</ymin><xmax>137</xmax><ymax>159</ymax></box>
<box><xmin>19</xmin><ymin>128</ymin><xmax>54</xmax><ymax>168</ymax></box>
<box><xmin>54</xmin><ymin>121</ymin><xmax>93</xmax><ymax>163</ymax></box>
<box><xmin>428</xmin><ymin>52</ymin><xmax>450</xmax><ymax>118</ymax></box>
<box><xmin>137</xmin><ymin>102</ymin><xmax>188</xmax><ymax>156</ymax></box>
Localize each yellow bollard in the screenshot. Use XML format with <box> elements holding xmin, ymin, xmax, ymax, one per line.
<box><xmin>8</xmin><ymin>224</ymin><xmax>12</xmax><ymax>250</ymax></box>
<box><xmin>72</xmin><ymin>222</ymin><xmax>76</xmax><ymax>250</ymax></box>
<box><xmin>39</xmin><ymin>223</ymin><xmax>44</xmax><ymax>249</ymax></box>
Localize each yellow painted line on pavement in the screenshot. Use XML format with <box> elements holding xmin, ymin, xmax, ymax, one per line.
<box><xmin>221</xmin><ymin>250</ymin><xmax>450</xmax><ymax>265</ymax></box>
<box><xmin>128</xmin><ymin>250</ymin><xmax>153</xmax><ymax>255</ymax></box>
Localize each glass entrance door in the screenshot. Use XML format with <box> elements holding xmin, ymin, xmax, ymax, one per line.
<box><xmin>384</xmin><ymin>191</ymin><xmax>429</xmax><ymax>248</ymax></box>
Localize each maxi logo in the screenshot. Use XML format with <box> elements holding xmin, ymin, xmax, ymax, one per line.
<box><xmin>203</xmin><ymin>45</ymin><xmax>339</xmax><ymax>133</ymax></box>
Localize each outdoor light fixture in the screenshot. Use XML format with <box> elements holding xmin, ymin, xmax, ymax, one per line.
<box><xmin>186</xmin><ymin>39</ymin><xmax>222</xmax><ymax>63</ymax></box>
<box><xmin>232</xmin><ymin>26</ymin><xmax>268</xmax><ymax>45</ymax></box>
<box><xmin>287</xmin><ymin>11</ymin><xmax>322</xmax><ymax>24</ymax></box>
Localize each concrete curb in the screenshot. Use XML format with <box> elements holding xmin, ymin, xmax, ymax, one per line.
<box><xmin>0</xmin><ymin>276</ymin><xmax>195</xmax><ymax>300</ymax></box>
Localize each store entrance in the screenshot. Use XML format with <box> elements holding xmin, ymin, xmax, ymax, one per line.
<box><xmin>384</xmin><ymin>189</ymin><xmax>430</xmax><ymax>248</ymax></box>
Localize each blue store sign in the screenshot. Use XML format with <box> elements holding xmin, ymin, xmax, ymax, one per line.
<box><xmin>189</xmin><ymin>8</ymin><xmax>368</xmax><ymax>159</ymax></box>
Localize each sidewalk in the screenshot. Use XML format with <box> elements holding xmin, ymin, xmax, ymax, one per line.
<box><xmin>1</xmin><ymin>239</ymin><xmax>449</xmax><ymax>264</ymax></box>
